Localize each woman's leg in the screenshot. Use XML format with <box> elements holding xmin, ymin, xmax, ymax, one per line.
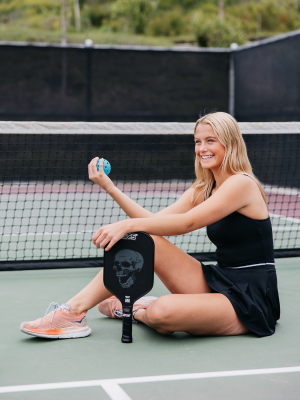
<box><xmin>134</xmin><ymin>236</ymin><xmax>249</xmax><ymax>335</ymax></box>
<box><xmin>149</xmin><ymin>235</ymin><xmax>211</xmax><ymax>295</ymax></box>
<box><xmin>67</xmin><ymin>234</ymin><xmax>211</xmax><ymax>315</ymax></box>
<box><xmin>68</xmin><ymin>234</ymin><xmax>249</xmax><ymax>336</ymax></box>
<box><xmin>135</xmin><ymin>293</ymin><xmax>250</xmax><ymax>336</ymax></box>
<box><xmin>67</xmin><ymin>269</ymin><xmax>112</xmax><ymax>315</ymax></box>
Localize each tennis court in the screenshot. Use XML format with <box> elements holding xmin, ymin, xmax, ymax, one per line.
<box><xmin>0</xmin><ymin>121</ymin><xmax>300</xmax><ymax>399</ymax></box>
<box><xmin>1</xmin><ymin>257</ymin><xmax>300</xmax><ymax>399</ymax></box>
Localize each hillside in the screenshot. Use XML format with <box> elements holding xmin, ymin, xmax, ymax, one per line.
<box><xmin>0</xmin><ymin>0</ymin><xmax>300</xmax><ymax>47</ymax></box>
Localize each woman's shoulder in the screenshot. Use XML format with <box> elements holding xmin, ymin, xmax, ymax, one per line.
<box><xmin>217</xmin><ymin>174</ymin><xmax>264</xmax><ymax>203</ymax></box>
<box><xmin>225</xmin><ymin>173</ymin><xmax>259</xmax><ymax>190</ymax></box>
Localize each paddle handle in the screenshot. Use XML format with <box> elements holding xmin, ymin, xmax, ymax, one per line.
<box><xmin>121</xmin><ymin>305</ymin><xmax>133</xmax><ymax>343</ymax></box>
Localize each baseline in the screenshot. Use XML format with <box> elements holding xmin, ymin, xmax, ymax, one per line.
<box><xmin>1</xmin><ymin>366</ymin><xmax>300</xmax><ymax>400</ymax></box>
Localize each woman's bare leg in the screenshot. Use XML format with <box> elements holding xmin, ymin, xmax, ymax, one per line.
<box><xmin>133</xmin><ymin>235</ymin><xmax>249</xmax><ymax>335</ymax></box>
<box><xmin>67</xmin><ymin>269</ymin><xmax>112</xmax><ymax>315</ymax></box>
<box><xmin>150</xmin><ymin>235</ymin><xmax>211</xmax><ymax>294</ymax></box>
<box><xmin>67</xmin><ymin>234</ymin><xmax>210</xmax><ymax>315</ymax></box>
<box><xmin>135</xmin><ymin>293</ymin><xmax>250</xmax><ymax>336</ymax></box>
<box><xmin>66</xmin><ymin>235</ymin><xmax>249</xmax><ymax>336</ymax></box>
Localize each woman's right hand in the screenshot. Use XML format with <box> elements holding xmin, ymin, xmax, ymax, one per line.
<box><xmin>88</xmin><ymin>157</ymin><xmax>114</xmax><ymax>193</ymax></box>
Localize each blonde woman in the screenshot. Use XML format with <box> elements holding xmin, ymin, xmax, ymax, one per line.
<box><xmin>20</xmin><ymin>112</ymin><xmax>280</xmax><ymax>339</ymax></box>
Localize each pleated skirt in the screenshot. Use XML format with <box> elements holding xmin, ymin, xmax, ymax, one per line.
<box><xmin>201</xmin><ymin>263</ymin><xmax>280</xmax><ymax>337</ymax></box>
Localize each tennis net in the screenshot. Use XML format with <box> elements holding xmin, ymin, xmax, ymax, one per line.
<box><xmin>0</xmin><ymin>121</ymin><xmax>299</xmax><ymax>270</ymax></box>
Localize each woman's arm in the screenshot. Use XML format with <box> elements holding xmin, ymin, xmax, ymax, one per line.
<box><xmin>89</xmin><ymin>157</ymin><xmax>196</xmax><ymax>219</ymax></box>
<box><xmin>93</xmin><ymin>174</ymin><xmax>260</xmax><ymax>250</ymax></box>
<box><xmin>89</xmin><ymin>157</ymin><xmax>153</xmax><ymax>218</ymax></box>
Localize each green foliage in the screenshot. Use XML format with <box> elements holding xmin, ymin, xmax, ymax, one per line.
<box><xmin>192</xmin><ymin>12</ymin><xmax>247</xmax><ymax>47</ymax></box>
<box><xmin>147</xmin><ymin>9</ymin><xmax>188</xmax><ymax>36</ymax></box>
<box><xmin>1</xmin><ymin>0</ymin><xmax>300</xmax><ymax>46</ymax></box>
<box><xmin>89</xmin><ymin>4</ymin><xmax>110</xmax><ymax>27</ymax></box>
<box><xmin>112</xmin><ymin>0</ymin><xmax>158</xmax><ymax>34</ymax></box>
<box><xmin>0</xmin><ymin>0</ymin><xmax>61</xmax><ymax>29</ymax></box>
<box><xmin>158</xmin><ymin>0</ymin><xmax>200</xmax><ymax>11</ymax></box>
<box><xmin>0</xmin><ymin>0</ymin><xmax>60</xmax><ymax>16</ymax></box>
<box><xmin>259</xmin><ymin>0</ymin><xmax>300</xmax><ymax>31</ymax></box>
<box><xmin>230</xmin><ymin>0</ymin><xmax>300</xmax><ymax>36</ymax></box>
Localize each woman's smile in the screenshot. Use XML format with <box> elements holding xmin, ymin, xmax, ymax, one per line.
<box><xmin>200</xmin><ymin>154</ymin><xmax>214</xmax><ymax>160</ymax></box>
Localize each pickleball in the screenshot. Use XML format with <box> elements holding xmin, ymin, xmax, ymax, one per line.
<box><xmin>96</xmin><ymin>159</ymin><xmax>111</xmax><ymax>175</ymax></box>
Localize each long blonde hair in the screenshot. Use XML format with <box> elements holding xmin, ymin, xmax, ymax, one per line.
<box><xmin>191</xmin><ymin>112</ymin><xmax>267</xmax><ymax>204</ymax></box>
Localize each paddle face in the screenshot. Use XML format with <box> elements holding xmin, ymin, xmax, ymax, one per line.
<box><xmin>104</xmin><ymin>232</ymin><xmax>155</xmax><ymax>343</ymax></box>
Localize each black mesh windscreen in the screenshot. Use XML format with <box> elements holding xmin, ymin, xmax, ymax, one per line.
<box><xmin>0</xmin><ymin>44</ymin><xmax>229</xmax><ymax>122</ymax></box>
<box><xmin>90</xmin><ymin>49</ymin><xmax>229</xmax><ymax>121</ymax></box>
<box><xmin>1</xmin><ymin>34</ymin><xmax>300</xmax><ymax>123</ymax></box>
<box><xmin>0</xmin><ymin>46</ymin><xmax>87</xmax><ymax>120</ymax></box>
<box><xmin>234</xmin><ymin>34</ymin><xmax>300</xmax><ymax>122</ymax></box>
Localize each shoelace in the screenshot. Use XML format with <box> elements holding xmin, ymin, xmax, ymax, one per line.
<box><xmin>44</xmin><ymin>302</ymin><xmax>67</xmax><ymax>322</ymax></box>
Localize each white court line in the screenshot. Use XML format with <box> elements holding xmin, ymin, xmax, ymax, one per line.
<box><xmin>269</xmin><ymin>213</ymin><xmax>300</xmax><ymax>224</ymax></box>
<box><xmin>0</xmin><ymin>231</ymin><xmax>95</xmax><ymax>237</ymax></box>
<box><xmin>0</xmin><ymin>229</ymin><xmax>207</xmax><ymax>237</ymax></box>
<box><xmin>0</xmin><ymin>225</ymin><xmax>299</xmax><ymax>238</ymax></box>
<box><xmin>1</xmin><ymin>366</ymin><xmax>300</xmax><ymax>398</ymax></box>
<box><xmin>101</xmin><ymin>382</ymin><xmax>132</xmax><ymax>400</ymax></box>
<box><xmin>272</xmin><ymin>226</ymin><xmax>300</xmax><ymax>231</ymax></box>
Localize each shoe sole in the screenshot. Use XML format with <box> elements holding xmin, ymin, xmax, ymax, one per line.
<box><xmin>20</xmin><ymin>325</ymin><xmax>91</xmax><ymax>339</ymax></box>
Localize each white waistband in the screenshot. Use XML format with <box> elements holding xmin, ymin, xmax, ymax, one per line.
<box><xmin>225</xmin><ymin>262</ymin><xmax>275</xmax><ymax>269</ymax></box>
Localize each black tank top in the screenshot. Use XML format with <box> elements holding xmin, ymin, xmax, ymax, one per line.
<box><xmin>206</xmin><ymin>182</ymin><xmax>275</xmax><ymax>268</ymax></box>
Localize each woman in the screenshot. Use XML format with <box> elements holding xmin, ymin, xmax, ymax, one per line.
<box><xmin>20</xmin><ymin>112</ymin><xmax>280</xmax><ymax>339</ymax></box>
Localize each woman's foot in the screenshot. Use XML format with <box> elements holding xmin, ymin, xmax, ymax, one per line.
<box><xmin>20</xmin><ymin>302</ymin><xmax>91</xmax><ymax>339</ymax></box>
<box><xmin>98</xmin><ymin>296</ymin><xmax>158</xmax><ymax>322</ymax></box>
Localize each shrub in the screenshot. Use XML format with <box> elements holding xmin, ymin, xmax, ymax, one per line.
<box><xmin>112</xmin><ymin>0</ymin><xmax>157</xmax><ymax>34</ymax></box>
<box><xmin>158</xmin><ymin>0</ymin><xmax>197</xmax><ymax>11</ymax></box>
<box><xmin>89</xmin><ymin>5</ymin><xmax>110</xmax><ymax>28</ymax></box>
<box><xmin>259</xmin><ymin>0</ymin><xmax>299</xmax><ymax>31</ymax></box>
<box><xmin>192</xmin><ymin>12</ymin><xmax>247</xmax><ymax>47</ymax></box>
<box><xmin>147</xmin><ymin>10</ymin><xmax>188</xmax><ymax>36</ymax></box>
<box><xmin>230</xmin><ymin>0</ymin><xmax>300</xmax><ymax>36</ymax></box>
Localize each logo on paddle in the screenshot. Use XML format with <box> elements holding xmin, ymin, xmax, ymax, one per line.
<box><xmin>113</xmin><ymin>249</ymin><xmax>144</xmax><ymax>288</ymax></box>
<box><xmin>122</xmin><ymin>233</ymin><xmax>138</xmax><ymax>240</ymax></box>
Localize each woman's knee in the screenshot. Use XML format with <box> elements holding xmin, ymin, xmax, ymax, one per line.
<box><xmin>149</xmin><ymin>235</ymin><xmax>165</xmax><ymax>249</ymax></box>
<box><xmin>145</xmin><ymin>296</ymin><xmax>173</xmax><ymax>329</ymax></box>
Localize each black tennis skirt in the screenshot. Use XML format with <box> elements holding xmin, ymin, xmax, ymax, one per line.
<box><xmin>201</xmin><ymin>263</ymin><xmax>280</xmax><ymax>337</ymax></box>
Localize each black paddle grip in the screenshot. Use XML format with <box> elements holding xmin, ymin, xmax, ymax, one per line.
<box><xmin>122</xmin><ymin>306</ymin><xmax>133</xmax><ymax>343</ymax></box>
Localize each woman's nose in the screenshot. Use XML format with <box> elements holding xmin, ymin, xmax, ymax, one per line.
<box><xmin>199</xmin><ymin>143</ymin><xmax>207</xmax><ymax>151</ymax></box>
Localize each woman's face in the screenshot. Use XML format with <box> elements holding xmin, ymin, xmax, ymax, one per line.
<box><xmin>194</xmin><ymin>123</ymin><xmax>225</xmax><ymax>171</ymax></box>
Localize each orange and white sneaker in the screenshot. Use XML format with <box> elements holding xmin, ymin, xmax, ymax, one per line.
<box><xmin>20</xmin><ymin>302</ymin><xmax>91</xmax><ymax>339</ymax></box>
<box><xmin>98</xmin><ymin>296</ymin><xmax>157</xmax><ymax>322</ymax></box>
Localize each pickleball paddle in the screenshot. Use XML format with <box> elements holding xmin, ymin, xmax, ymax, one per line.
<box><xmin>104</xmin><ymin>232</ymin><xmax>155</xmax><ymax>343</ymax></box>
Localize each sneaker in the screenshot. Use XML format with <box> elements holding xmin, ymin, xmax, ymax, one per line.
<box><xmin>20</xmin><ymin>302</ymin><xmax>91</xmax><ymax>339</ymax></box>
<box><xmin>98</xmin><ymin>296</ymin><xmax>158</xmax><ymax>322</ymax></box>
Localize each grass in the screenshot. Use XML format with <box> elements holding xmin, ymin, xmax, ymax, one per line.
<box><xmin>0</xmin><ymin>23</ymin><xmax>197</xmax><ymax>47</ymax></box>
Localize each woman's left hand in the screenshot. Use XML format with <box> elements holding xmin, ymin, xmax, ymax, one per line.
<box><xmin>92</xmin><ymin>219</ymin><xmax>131</xmax><ymax>251</ymax></box>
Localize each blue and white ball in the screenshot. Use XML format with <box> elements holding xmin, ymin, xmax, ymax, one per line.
<box><xmin>96</xmin><ymin>159</ymin><xmax>111</xmax><ymax>175</ymax></box>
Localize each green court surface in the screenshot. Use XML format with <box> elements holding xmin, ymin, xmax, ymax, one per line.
<box><xmin>1</xmin><ymin>258</ymin><xmax>300</xmax><ymax>399</ymax></box>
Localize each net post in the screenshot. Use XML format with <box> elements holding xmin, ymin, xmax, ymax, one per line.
<box><xmin>229</xmin><ymin>43</ymin><xmax>237</xmax><ymax>117</ymax></box>
<box><xmin>86</xmin><ymin>47</ymin><xmax>92</xmax><ymax>121</ymax></box>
